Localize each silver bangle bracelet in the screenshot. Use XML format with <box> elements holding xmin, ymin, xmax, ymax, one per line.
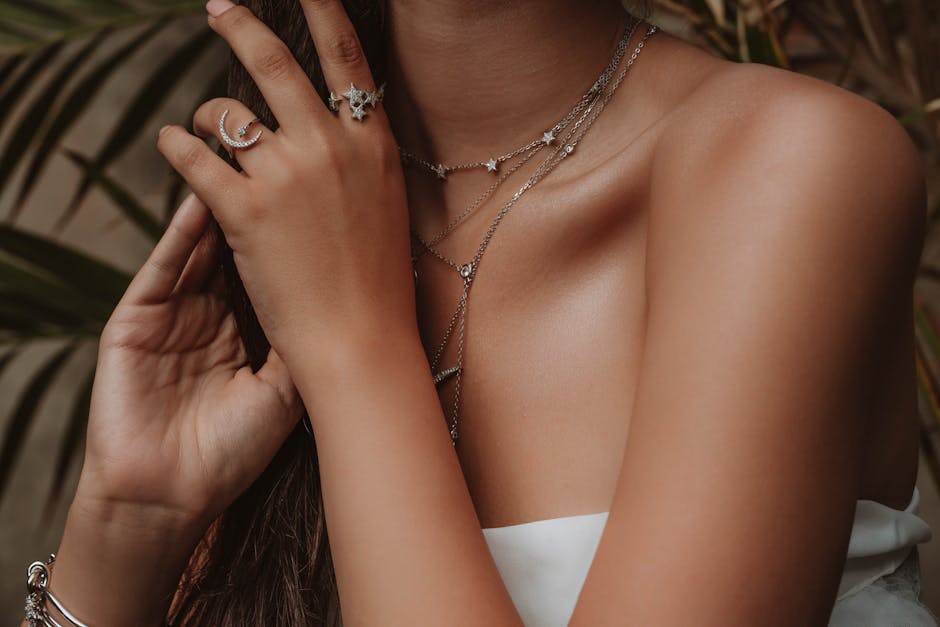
<box><xmin>25</xmin><ymin>554</ymin><xmax>90</xmax><ymax>627</ymax></box>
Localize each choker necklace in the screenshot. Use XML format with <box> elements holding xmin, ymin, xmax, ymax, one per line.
<box><xmin>415</xmin><ymin>18</ymin><xmax>657</xmax><ymax>444</ymax></box>
<box><xmin>397</xmin><ymin>17</ymin><xmax>637</xmax><ymax>183</ymax></box>
<box><xmin>407</xmin><ymin>18</ymin><xmax>640</xmax><ymax>278</ymax></box>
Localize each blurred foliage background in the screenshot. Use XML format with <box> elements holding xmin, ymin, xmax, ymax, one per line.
<box><xmin>0</xmin><ymin>0</ymin><xmax>938</xmax><ymax>615</ymax></box>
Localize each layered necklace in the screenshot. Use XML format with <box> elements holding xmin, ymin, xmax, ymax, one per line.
<box><xmin>402</xmin><ymin>16</ymin><xmax>658</xmax><ymax>444</ymax></box>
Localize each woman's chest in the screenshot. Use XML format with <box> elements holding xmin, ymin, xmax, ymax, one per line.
<box><xmin>411</xmin><ymin>153</ymin><xmax>653</xmax><ymax>528</ymax></box>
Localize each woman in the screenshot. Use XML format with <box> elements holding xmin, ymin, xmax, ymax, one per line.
<box><xmin>21</xmin><ymin>0</ymin><xmax>936</xmax><ymax>625</ymax></box>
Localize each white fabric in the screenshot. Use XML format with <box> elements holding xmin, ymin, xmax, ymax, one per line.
<box><xmin>481</xmin><ymin>487</ymin><xmax>936</xmax><ymax>626</ymax></box>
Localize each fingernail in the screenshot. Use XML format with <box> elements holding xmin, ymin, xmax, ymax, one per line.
<box><xmin>205</xmin><ymin>0</ymin><xmax>235</xmax><ymax>17</ymax></box>
<box><xmin>159</xmin><ymin>124</ymin><xmax>172</xmax><ymax>136</ymax></box>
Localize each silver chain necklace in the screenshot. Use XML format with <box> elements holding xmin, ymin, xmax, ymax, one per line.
<box><xmin>407</xmin><ymin>17</ymin><xmax>641</xmax><ymax>279</ymax></box>
<box><xmin>419</xmin><ymin>19</ymin><xmax>658</xmax><ymax>444</ymax></box>
<box><xmin>398</xmin><ymin>14</ymin><xmax>637</xmax><ymax>184</ymax></box>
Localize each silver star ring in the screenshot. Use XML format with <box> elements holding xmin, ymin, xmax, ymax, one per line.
<box><xmin>219</xmin><ymin>109</ymin><xmax>263</xmax><ymax>149</ymax></box>
<box><xmin>328</xmin><ymin>82</ymin><xmax>385</xmax><ymax>122</ymax></box>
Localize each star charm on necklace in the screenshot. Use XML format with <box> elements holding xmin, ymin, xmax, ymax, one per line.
<box><xmin>542</xmin><ymin>130</ymin><xmax>556</xmax><ymax>146</ymax></box>
<box><xmin>432</xmin><ymin>164</ymin><xmax>447</xmax><ymax>180</ymax></box>
<box><xmin>485</xmin><ymin>158</ymin><xmax>499</xmax><ymax>173</ymax></box>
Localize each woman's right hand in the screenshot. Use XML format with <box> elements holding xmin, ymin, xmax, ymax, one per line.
<box><xmin>78</xmin><ymin>191</ymin><xmax>303</xmax><ymax>525</ymax></box>
<box><xmin>41</xmin><ymin>193</ymin><xmax>303</xmax><ymax>626</ymax></box>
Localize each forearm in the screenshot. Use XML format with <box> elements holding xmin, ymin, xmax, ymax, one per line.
<box><xmin>290</xmin><ymin>332</ymin><xmax>522</xmax><ymax>626</ymax></box>
<box><xmin>34</xmin><ymin>490</ymin><xmax>206</xmax><ymax>626</ymax></box>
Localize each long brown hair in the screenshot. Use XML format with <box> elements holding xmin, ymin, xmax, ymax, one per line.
<box><xmin>168</xmin><ymin>1</ymin><xmax>651</xmax><ymax>624</ymax></box>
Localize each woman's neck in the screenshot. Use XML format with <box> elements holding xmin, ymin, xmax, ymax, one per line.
<box><xmin>383</xmin><ymin>0</ymin><xmax>634</xmax><ymax>163</ymax></box>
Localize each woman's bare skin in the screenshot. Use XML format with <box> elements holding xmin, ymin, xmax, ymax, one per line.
<box><xmin>30</xmin><ymin>0</ymin><xmax>926</xmax><ymax>624</ymax></box>
<box><xmin>397</xmin><ymin>8</ymin><xmax>923</xmax><ymax>529</ymax></box>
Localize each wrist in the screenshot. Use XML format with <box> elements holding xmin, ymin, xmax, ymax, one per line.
<box><xmin>285</xmin><ymin>322</ymin><xmax>428</xmax><ymax>387</ymax></box>
<box><xmin>70</xmin><ymin>477</ymin><xmax>211</xmax><ymax>541</ymax></box>
<box><xmin>46</xmin><ymin>492</ymin><xmax>208</xmax><ymax>626</ymax></box>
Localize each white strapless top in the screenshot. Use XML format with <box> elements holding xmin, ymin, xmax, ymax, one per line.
<box><xmin>482</xmin><ymin>486</ymin><xmax>937</xmax><ymax>626</ymax></box>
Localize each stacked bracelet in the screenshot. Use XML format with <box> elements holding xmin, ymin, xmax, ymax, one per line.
<box><xmin>25</xmin><ymin>554</ymin><xmax>90</xmax><ymax>627</ymax></box>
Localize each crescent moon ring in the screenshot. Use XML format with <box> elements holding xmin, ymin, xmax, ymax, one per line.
<box><xmin>218</xmin><ymin>109</ymin><xmax>263</xmax><ymax>149</ymax></box>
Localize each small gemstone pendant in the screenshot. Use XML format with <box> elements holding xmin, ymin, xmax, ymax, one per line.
<box><xmin>459</xmin><ymin>263</ymin><xmax>472</xmax><ymax>279</ymax></box>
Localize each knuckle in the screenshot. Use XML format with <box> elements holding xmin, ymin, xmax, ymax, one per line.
<box><xmin>146</xmin><ymin>252</ymin><xmax>177</xmax><ymax>279</ymax></box>
<box><xmin>254</xmin><ymin>43</ymin><xmax>294</xmax><ymax>81</ymax></box>
<box><xmin>223</xmin><ymin>6</ymin><xmax>255</xmax><ymax>32</ymax></box>
<box><xmin>193</xmin><ymin>98</ymin><xmax>223</xmax><ymax>129</ymax></box>
<box><xmin>264</xmin><ymin>152</ymin><xmax>300</xmax><ymax>185</ymax></box>
<box><xmin>204</xmin><ymin>97</ymin><xmax>232</xmax><ymax>116</ymax></box>
<box><xmin>316</xmin><ymin>141</ymin><xmax>345</xmax><ymax>170</ymax></box>
<box><xmin>178</xmin><ymin>141</ymin><xmax>206</xmax><ymax>171</ymax></box>
<box><xmin>325</xmin><ymin>31</ymin><xmax>364</xmax><ymax>67</ymax></box>
<box><xmin>241</xmin><ymin>200</ymin><xmax>267</xmax><ymax>224</ymax></box>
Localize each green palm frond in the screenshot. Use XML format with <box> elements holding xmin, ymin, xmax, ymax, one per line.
<box><xmin>56</xmin><ymin>24</ymin><xmax>217</xmax><ymax>231</ymax></box>
<box><xmin>43</xmin><ymin>365</ymin><xmax>95</xmax><ymax>518</ymax></box>
<box><xmin>0</xmin><ymin>339</ymin><xmax>81</xmax><ymax>504</ymax></box>
<box><xmin>0</xmin><ymin>0</ymin><xmax>226</xmax><ymax>516</ymax></box>
<box><xmin>0</xmin><ymin>0</ymin><xmax>204</xmax><ymax>55</ymax></box>
<box><xmin>0</xmin><ymin>228</ymin><xmax>130</xmax><ymax>516</ymax></box>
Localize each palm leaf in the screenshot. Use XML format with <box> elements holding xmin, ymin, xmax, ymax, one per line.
<box><xmin>0</xmin><ymin>54</ymin><xmax>22</xmax><ymax>89</ymax></box>
<box><xmin>0</xmin><ymin>1</ymin><xmax>82</xmax><ymax>30</ymax></box>
<box><xmin>0</xmin><ymin>289</ymin><xmax>96</xmax><ymax>338</ymax></box>
<box><xmin>0</xmin><ymin>224</ymin><xmax>130</xmax><ymax>303</ymax></box>
<box><xmin>62</xmin><ymin>148</ymin><xmax>164</xmax><ymax>241</ymax></box>
<box><xmin>56</xmin><ymin>25</ymin><xmax>217</xmax><ymax>231</ymax></box>
<box><xmin>0</xmin><ymin>41</ymin><xmax>62</xmax><ymax>134</ymax></box>
<box><xmin>0</xmin><ymin>243</ymin><xmax>119</xmax><ymax>327</ymax></box>
<box><xmin>42</xmin><ymin>362</ymin><xmax>94</xmax><ymax>518</ymax></box>
<box><xmin>8</xmin><ymin>18</ymin><xmax>166</xmax><ymax>218</ymax></box>
<box><xmin>0</xmin><ymin>30</ymin><xmax>107</xmax><ymax>198</ymax></box>
<box><xmin>0</xmin><ymin>340</ymin><xmax>79</xmax><ymax>503</ymax></box>
<box><xmin>0</xmin><ymin>342</ymin><xmax>24</xmax><ymax>378</ymax></box>
<box><xmin>0</xmin><ymin>0</ymin><xmax>203</xmax><ymax>55</ymax></box>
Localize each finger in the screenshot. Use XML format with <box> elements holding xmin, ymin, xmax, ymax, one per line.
<box><xmin>120</xmin><ymin>193</ymin><xmax>210</xmax><ymax>306</ymax></box>
<box><xmin>297</xmin><ymin>0</ymin><xmax>383</xmax><ymax>123</ymax></box>
<box><xmin>173</xmin><ymin>198</ymin><xmax>222</xmax><ymax>295</ymax></box>
<box><xmin>156</xmin><ymin>125</ymin><xmax>247</xmax><ymax>237</ymax></box>
<box><xmin>205</xmin><ymin>0</ymin><xmax>324</xmax><ymax>133</ymax></box>
<box><xmin>193</xmin><ymin>97</ymin><xmax>276</xmax><ymax>172</ymax></box>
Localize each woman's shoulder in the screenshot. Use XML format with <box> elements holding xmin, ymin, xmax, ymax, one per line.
<box><xmin>645</xmin><ymin>40</ymin><xmax>926</xmax><ymax>277</ymax></box>
<box><xmin>652</xmin><ymin>47</ymin><xmax>925</xmax><ymax>206</ymax></box>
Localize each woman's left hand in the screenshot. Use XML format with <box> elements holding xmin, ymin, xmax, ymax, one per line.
<box><xmin>157</xmin><ymin>0</ymin><xmax>418</xmax><ymax>371</ymax></box>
